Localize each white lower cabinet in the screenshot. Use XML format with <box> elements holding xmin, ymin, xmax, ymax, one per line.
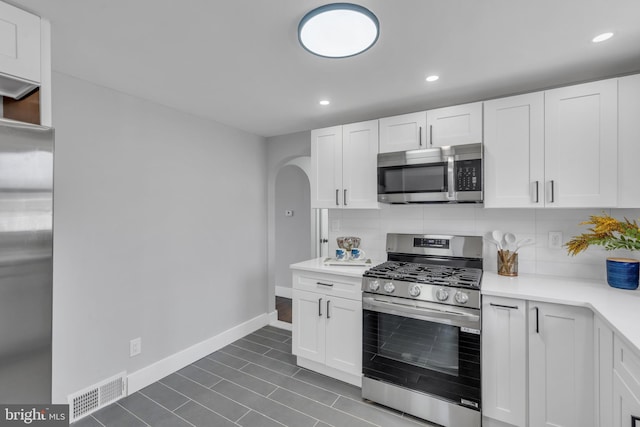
<box><xmin>482</xmin><ymin>297</ymin><xmax>527</xmax><ymax>426</ymax></box>
<box><xmin>613</xmin><ymin>336</ymin><xmax>640</xmax><ymax>427</ymax></box>
<box><xmin>482</xmin><ymin>296</ymin><xmax>594</xmax><ymax>427</ymax></box>
<box><xmin>291</xmin><ymin>270</ymin><xmax>362</xmax><ymax>386</ymax></box>
<box><xmin>529</xmin><ymin>301</ymin><xmax>594</xmax><ymax>427</ymax></box>
<box><xmin>595</xmin><ymin>316</ymin><xmax>614</xmax><ymax>427</ymax></box>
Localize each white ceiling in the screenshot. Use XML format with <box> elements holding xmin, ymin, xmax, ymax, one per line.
<box><xmin>10</xmin><ymin>0</ymin><xmax>640</xmax><ymax>137</ymax></box>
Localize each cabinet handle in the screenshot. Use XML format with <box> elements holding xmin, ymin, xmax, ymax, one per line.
<box><xmin>429</xmin><ymin>125</ymin><xmax>433</xmax><ymax>146</ymax></box>
<box><xmin>534</xmin><ymin>306</ymin><xmax>539</xmax><ymax>333</ymax></box>
<box><xmin>490</xmin><ymin>303</ymin><xmax>519</xmax><ymax>310</ymax></box>
<box><xmin>335</xmin><ymin>189</ymin><xmax>339</xmax><ymax>206</ymax></box>
<box><xmin>534</xmin><ymin>181</ymin><xmax>539</xmax><ymax>203</ymax></box>
<box><xmin>318</xmin><ymin>298</ymin><xmax>323</xmax><ymax>317</ymax></box>
<box><xmin>344</xmin><ymin>189</ymin><xmax>347</xmax><ymax>206</ymax></box>
<box><xmin>316</xmin><ymin>282</ymin><xmax>334</xmax><ymax>287</ymax></box>
<box><xmin>549</xmin><ymin>180</ymin><xmax>555</xmax><ymax>203</ymax></box>
<box><xmin>419</xmin><ymin>126</ymin><xmax>422</xmax><ymax>147</ymax></box>
<box><xmin>326</xmin><ymin>300</ymin><xmax>331</xmax><ymax>319</ymax></box>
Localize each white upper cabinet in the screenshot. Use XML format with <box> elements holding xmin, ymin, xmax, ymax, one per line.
<box><xmin>311</xmin><ymin>126</ymin><xmax>342</xmax><ymax>208</ymax></box>
<box><xmin>485</xmin><ymin>79</ymin><xmax>618</xmax><ymax>208</ymax></box>
<box><xmin>618</xmin><ymin>74</ymin><xmax>640</xmax><ymax>208</ymax></box>
<box><xmin>379</xmin><ymin>111</ymin><xmax>426</xmax><ymax>153</ymax></box>
<box><xmin>426</xmin><ymin>102</ymin><xmax>483</xmax><ymax>147</ymax></box>
<box><xmin>544</xmin><ymin>79</ymin><xmax>618</xmax><ymax>207</ymax></box>
<box><xmin>484</xmin><ymin>92</ymin><xmax>545</xmax><ymax>208</ymax></box>
<box><xmin>311</xmin><ymin>121</ymin><xmax>379</xmax><ymax>209</ymax></box>
<box><xmin>379</xmin><ymin>102</ymin><xmax>483</xmax><ymax>153</ymax></box>
<box><xmin>0</xmin><ymin>1</ymin><xmax>41</xmax><ymax>98</ymax></box>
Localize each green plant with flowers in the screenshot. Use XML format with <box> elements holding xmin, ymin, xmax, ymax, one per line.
<box><xmin>566</xmin><ymin>213</ymin><xmax>640</xmax><ymax>256</ymax></box>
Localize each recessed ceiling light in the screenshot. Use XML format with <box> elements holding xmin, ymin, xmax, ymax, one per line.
<box><xmin>592</xmin><ymin>32</ymin><xmax>614</xmax><ymax>43</ymax></box>
<box><xmin>298</xmin><ymin>3</ymin><xmax>380</xmax><ymax>58</ymax></box>
<box><xmin>319</xmin><ymin>100</ymin><xmax>330</xmax><ymax>106</ymax></box>
<box><xmin>426</xmin><ymin>75</ymin><xmax>440</xmax><ymax>82</ymax></box>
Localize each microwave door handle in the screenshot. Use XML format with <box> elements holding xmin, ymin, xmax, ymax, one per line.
<box><xmin>447</xmin><ymin>156</ymin><xmax>455</xmax><ymax>200</ymax></box>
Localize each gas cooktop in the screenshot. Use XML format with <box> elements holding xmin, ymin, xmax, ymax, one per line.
<box><xmin>364</xmin><ymin>261</ymin><xmax>482</xmax><ymax>289</ymax></box>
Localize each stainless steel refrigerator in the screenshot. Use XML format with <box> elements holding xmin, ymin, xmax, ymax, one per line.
<box><xmin>0</xmin><ymin>118</ymin><xmax>53</xmax><ymax>403</ymax></box>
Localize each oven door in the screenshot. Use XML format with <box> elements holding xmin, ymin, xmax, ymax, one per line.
<box><xmin>362</xmin><ymin>294</ymin><xmax>481</xmax><ymax>410</ymax></box>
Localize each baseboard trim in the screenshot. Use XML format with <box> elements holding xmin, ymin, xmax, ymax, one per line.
<box><xmin>127</xmin><ymin>313</ymin><xmax>269</xmax><ymax>394</ymax></box>
<box><xmin>275</xmin><ymin>286</ymin><xmax>292</xmax><ymax>299</ymax></box>
<box><xmin>270</xmin><ymin>319</ymin><xmax>292</xmax><ymax>331</ymax></box>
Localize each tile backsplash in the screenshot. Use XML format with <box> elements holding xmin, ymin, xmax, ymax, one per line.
<box><xmin>328</xmin><ymin>205</ymin><xmax>640</xmax><ymax>281</ymax></box>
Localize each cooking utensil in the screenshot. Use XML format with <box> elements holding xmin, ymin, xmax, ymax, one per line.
<box><xmin>492</xmin><ymin>230</ymin><xmax>504</xmax><ymax>250</ymax></box>
<box><xmin>504</xmin><ymin>232</ymin><xmax>516</xmax><ymax>250</ymax></box>
<box><xmin>515</xmin><ymin>238</ymin><xmax>534</xmax><ymax>252</ymax></box>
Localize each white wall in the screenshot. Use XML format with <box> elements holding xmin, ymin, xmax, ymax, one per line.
<box><xmin>51</xmin><ymin>72</ymin><xmax>267</xmax><ymax>403</ymax></box>
<box><xmin>329</xmin><ymin>206</ymin><xmax>640</xmax><ymax>281</ymax></box>
<box><xmin>275</xmin><ymin>165</ymin><xmax>311</xmax><ymax>295</ymax></box>
<box><xmin>266</xmin><ymin>131</ymin><xmax>310</xmax><ymax>309</ymax></box>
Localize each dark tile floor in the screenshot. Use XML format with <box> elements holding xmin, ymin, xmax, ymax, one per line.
<box><xmin>71</xmin><ymin>325</ymin><xmax>437</xmax><ymax>427</ymax></box>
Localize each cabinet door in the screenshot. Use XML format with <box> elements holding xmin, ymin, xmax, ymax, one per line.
<box><xmin>379</xmin><ymin>111</ymin><xmax>426</xmax><ymax>153</ymax></box>
<box><xmin>595</xmin><ymin>316</ymin><xmax>614</xmax><ymax>427</ymax></box>
<box><xmin>613</xmin><ymin>372</ymin><xmax>640</xmax><ymax>427</ymax></box>
<box><xmin>544</xmin><ymin>79</ymin><xmax>618</xmax><ymax>207</ymax></box>
<box><xmin>292</xmin><ymin>289</ymin><xmax>325</xmax><ymax>364</ymax></box>
<box><xmin>324</xmin><ymin>296</ymin><xmax>362</xmax><ymax>376</ymax></box>
<box><xmin>484</xmin><ymin>92</ymin><xmax>545</xmax><ymax>208</ymax></box>
<box><xmin>311</xmin><ymin>126</ymin><xmax>343</xmax><ymax>208</ymax></box>
<box><xmin>0</xmin><ymin>2</ymin><xmax>41</xmax><ymax>94</ymax></box>
<box><xmin>618</xmin><ymin>74</ymin><xmax>640</xmax><ymax>208</ymax></box>
<box><xmin>482</xmin><ymin>296</ymin><xmax>527</xmax><ymax>427</ymax></box>
<box><xmin>426</xmin><ymin>102</ymin><xmax>483</xmax><ymax>147</ymax></box>
<box><xmin>342</xmin><ymin>120</ymin><xmax>379</xmax><ymax>209</ymax></box>
<box><xmin>529</xmin><ymin>302</ymin><xmax>595</xmax><ymax>427</ymax></box>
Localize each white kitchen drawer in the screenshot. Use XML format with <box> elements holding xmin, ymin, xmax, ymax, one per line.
<box><xmin>614</xmin><ymin>336</ymin><xmax>640</xmax><ymax>398</ymax></box>
<box><xmin>292</xmin><ymin>271</ymin><xmax>361</xmax><ymax>301</ymax></box>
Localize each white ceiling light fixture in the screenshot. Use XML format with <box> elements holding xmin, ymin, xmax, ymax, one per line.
<box><xmin>426</xmin><ymin>75</ymin><xmax>440</xmax><ymax>82</ymax></box>
<box><xmin>298</xmin><ymin>3</ymin><xmax>380</xmax><ymax>58</ymax></box>
<box><xmin>319</xmin><ymin>99</ymin><xmax>331</xmax><ymax>106</ymax></box>
<box><xmin>592</xmin><ymin>32</ymin><xmax>614</xmax><ymax>43</ymax></box>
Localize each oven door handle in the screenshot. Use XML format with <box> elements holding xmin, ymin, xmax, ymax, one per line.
<box><xmin>362</xmin><ymin>296</ymin><xmax>480</xmax><ymax>328</ymax></box>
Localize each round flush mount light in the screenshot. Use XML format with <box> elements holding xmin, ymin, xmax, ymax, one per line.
<box><xmin>298</xmin><ymin>3</ymin><xmax>380</xmax><ymax>58</ymax></box>
<box><xmin>319</xmin><ymin>99</ymin><xmax>331</xmax><ymax>106</ymax></box>
<box><xmin>592</xmin><ymin>32</ymin><xmax>614</xmax><ymax>43</ymax></box>
<box><xmin>425</xmin><ymin>75</ymin><xmax>440</xmax><ymax>82</ymax></box>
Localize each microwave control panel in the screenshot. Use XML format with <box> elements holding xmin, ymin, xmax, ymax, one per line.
<box><xmin>455</xmin><ymin>159</ymin><xmax>482</xmax><ymax>192</ymax></box>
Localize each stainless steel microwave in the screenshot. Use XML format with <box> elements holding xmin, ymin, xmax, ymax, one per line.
<box><xmin>377</xmin><ymin>143</ymin><xmax>483</xmax><ymax>203</ymax></box>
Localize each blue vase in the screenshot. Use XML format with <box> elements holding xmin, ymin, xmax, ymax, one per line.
<box><xmin>606</xmin><ymin>258</ymin><xmax>640</xmax><ymax>290</ymax></box>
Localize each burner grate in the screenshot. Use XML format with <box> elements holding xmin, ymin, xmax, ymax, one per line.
<box><xmin>364</xmin><ymin>261</ymin><xmax>482</xmax><ymax>289</ymax></box>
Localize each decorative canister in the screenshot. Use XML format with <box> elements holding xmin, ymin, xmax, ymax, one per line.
<box><xmin>606</xmin><ymin>258</ymin><xmax>640</xmax><ymax>290</ymax></box>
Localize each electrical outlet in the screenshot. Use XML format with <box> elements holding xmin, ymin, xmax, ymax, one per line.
<box><xmin>548</xmin><ymin>231</ymin><xmax>563</xmax><ymax>249</ymax></box>
<box><xmin>130</xmin><ymin>337</ymin><xmax>141</xmax><ymax>357</ymax></box>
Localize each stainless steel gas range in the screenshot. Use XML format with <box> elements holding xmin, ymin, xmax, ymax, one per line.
<box><xmin>361</xmin><ymin>233</ymin><xmax>483</xmax><ymax>427</ymax></box>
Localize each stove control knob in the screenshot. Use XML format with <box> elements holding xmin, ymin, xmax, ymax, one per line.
<box><xmin>408</xmin><ymin>284</ymin><xmax>421</xmax><ymax>297</ymax></box>
<box><xmin>384</xmin><ymin>282</ymin><xmax>395</xmax><ymax>293</ymax></box>
<box><xmin>455</xmin><ymin>291</ymin><xmax>469</xmax><ymax>304</ymax></box>
<box><xmin>368</xmin><ymin>280</ymin><xmax>380</xmax><ymax>291</ymax></box>
<box><xmin>436</xmin><ymin>288</ymin><xmax>449</xmax><ymax>301</ymax></box>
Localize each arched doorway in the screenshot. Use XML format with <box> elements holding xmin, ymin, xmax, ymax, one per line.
<box><xmin>274</xmin><ymin>164</ymin><xmax>311</xmax><ymax>299</ymax></box>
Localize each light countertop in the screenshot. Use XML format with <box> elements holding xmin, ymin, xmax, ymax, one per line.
<box><xmin>482</xmin><ymin>272</ymin><xmax>640</xmax><ymax>353</ymax></box>
<box><xmin>290</xmin><ymin>257</ymin><xmax>379</xmax><ymax>278</ymax></box>
<box><xmin>290</xmin><ymin>258</ymin><xmax>640</xmax><ymax>354</ymax></box>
